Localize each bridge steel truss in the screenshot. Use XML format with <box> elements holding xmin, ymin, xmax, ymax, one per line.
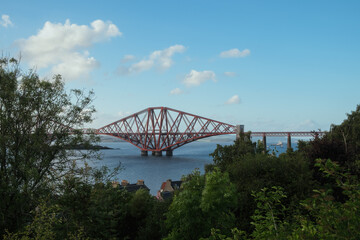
<box><xmin>251</xmin><ymin>132</ymin><xmax>325</xmax><ymax>137</ymax></box>
<box><xmin>94</xmin><ymin>106</ymin><xmax>325</xmax><ymax>155</ymax></box>
<box><xmin>96</xmin><ymin>107</ymin><xmax>236</xmax><ymax>155</ymax></box>
<box><xmin>251</xmin><ymin>131</ymin><xmax>326</xmax><ymax>149</ymax></box>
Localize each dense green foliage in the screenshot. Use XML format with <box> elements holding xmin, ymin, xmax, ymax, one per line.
<box><xmin>2</xmin><ymin>57</ymin><xmax>360</xmax><ymax>239</ymax></box>
<box><xmin>207</xmin><ymin>133</ymin><xmax>314</xmax><ymax>231</ymax></box>
<box><xmin>0</xmin><ymin>57</ymin><xmax>98</xmax><ymax>236</ymax></box>
<box><xmin>165</xmin><ymin>168</ymin><xmax>237</xmax><ymax>239</ymax></box>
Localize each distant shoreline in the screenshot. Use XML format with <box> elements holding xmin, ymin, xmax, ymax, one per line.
<box><xmin>66</xmin><ymin>144</ymin><xmax>113</xmax><ymax>150</ymax></box>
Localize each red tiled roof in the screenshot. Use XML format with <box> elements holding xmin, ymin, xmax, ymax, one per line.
<box><xmin>160</xmin><ymin>182</ymin><xmax>166</xmax><ymax>190</ymax></box>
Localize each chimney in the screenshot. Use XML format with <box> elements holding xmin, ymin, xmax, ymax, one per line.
<box><xmin>137</xmin><ymin>179</ymin><xmax>144</xmax><ymax>185</ymax></box>
<box><xmin>111</xmin><ymin>181</ymin><xmax>119</xmax><ymax>188</ymax></box>
<box><xmin>121</xmin><ymin>180</ymin><xmax>129</xmax><ymax>186</ymax></box>
<box><xmin>164</xmin><ymin>179</ymin><xmax>174</xmax><ymax>192</ymax></box>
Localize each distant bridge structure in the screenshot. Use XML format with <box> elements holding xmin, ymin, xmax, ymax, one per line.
<box><xmin>251</xmin><ymin>131</ymin><xmax>325</xmax><ymax>150</ymax></box>
<box><xmin>88</xmin><ymin>107</ymin><xmax>324</xmax><ymax>156</ymax></box>
<box><xmin>95</xmin><ymin>107</ymin><xmax>237</xmax><ymax>156</ymax></box>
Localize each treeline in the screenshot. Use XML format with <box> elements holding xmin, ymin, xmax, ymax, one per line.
<box><xmin>164</xmin><ymin>105</ymin><xmax>360</xmax><ymax>240</ymax></box>
<box><xmin>1</xmin><ymin>57</ymin><xmax>360</xmax><ymax>239</ymax></box>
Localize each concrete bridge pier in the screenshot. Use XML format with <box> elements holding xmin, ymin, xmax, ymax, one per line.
<box><xmin>235</xmin><ymin>125</ymin><xmax>244</xmax><ymax>140</ymax></box>
<box><xmin>262</xmin><ymin>134</ymin><xmax>267</xmax><ymax>151</ymax></box>
<box><xmin>141</xmin><ymin>150</ymin><xmax>148</xmax><ymax>156</ymax></box>
<box><xmin>287</xmin><ymin>133</ymin><xmax>292</xmax><ymax>149</ymax></box>
<box><xmin>154</xmin><ymin>151</ymin><xmax>162</xmax><ymax>157</ymax></box>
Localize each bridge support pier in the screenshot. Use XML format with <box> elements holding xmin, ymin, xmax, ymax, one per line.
<box><xmin>262</xmin><ymin>134</ymin><xmax>267</xmax><ymax>152</ymax></box>
<box><xmin>236</xmin><ymin>125</ymin><xmax>244</xmax><ymax>140</ymax></box>
<box><xmin>166</xmin><ymin>150</ymin><xmax>173</xmax><ymax>156</ymax></box>
<box><xmin>141</xmin><ymin>150</ymin><xmax>148</xmax><ymax>156</ymax></box>
<box><xmin>154</xmin><ymin>151</ymin><xmax>162</xmax><ymax>157</ymax></box>
<box><xmin>287</xmin><ymin>133</ymin><xmax>292</xmax><ymax>150</ymax></box>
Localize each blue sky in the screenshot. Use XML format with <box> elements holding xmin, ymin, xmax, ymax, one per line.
<box><xmin>1</xmin><ymin>1</ymin><xmax>360</xmax><ymax>131</ymax></box>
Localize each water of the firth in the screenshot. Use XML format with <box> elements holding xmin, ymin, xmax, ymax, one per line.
<box><xmin>92</xmin><ymin>136</ymin><xmax>307</xmax><ymax>195</ymax></box>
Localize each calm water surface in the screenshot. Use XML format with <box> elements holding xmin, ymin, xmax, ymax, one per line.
<box><xmin>93</xmin><ymin>137</ymin><xmax>304</xmax><ymax>195</ymax></box>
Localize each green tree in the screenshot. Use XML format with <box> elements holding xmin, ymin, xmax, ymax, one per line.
<box><xmin>201</xmin><ymin>168</ymin><xmax>237</xmax><ymax>235</ymax></box>
<box><xmin>3</xmin><ymin>201</ymin><xmax>62</xmax><ymax>240</ymax></box>
<box><xmin>202</xmin><ymin>160</ymin><xmax>360</xmax><ymax>240</ymax></box>
<box><xmin>331</xmin><ymin>105</ymin><xmax>360</xmax><ymax>157</ymax></box>
<box><xmin>51</xmin><ymin>165</ymin><xmax>135</xmax><ymax>239</ymax></box>
<box><xmin>165</xmin><ymin>170</ymin><xmax>206</xmax><ymax>240</ymax></box>
<box><xmin>210</xmin><ymin>137</ymin><xmax>314</xmax><ymax>232</ymax></box>
<box><xmin>220</xmin><ymin>152</ymin><xmax>312</xmax><ymax>231</ymax></box>
<box><xmin>210</xmin><ymin>132</ymin><xmax>257</xmax><ymax>172</ymax></box>
<box><xmin>298</xmin><ymin>105</ymin><xmax>360</xmax><ymax>178</ymax></box>
<box><xmin>3</xmin><ymin>200</ymin><xmax>90</xmax><ymax>240</ymax></box>
<box><xmin>250</xmin><ymin>187</ymin><xmax>288</xmax><ymax>240</ymax></box>
<box><xmin>85</xmin><ymin>182</ymin><xmax>131</xmax><ymax>239</ymax></box>
<box><xmin>0</xmin><ymin>57</ymin><xmax>96</xmax><ymax>235</ymax></box>
<box><xmin>289</xmin><ymin>159</ymin><xmax>360</xmax><ymax>240</ymax></box>
<box><xmin>136</xmin><ymin>198</ymin><xmax>171</xmax><ymax>240</ymax></box>
<box><xmin>165</xmin><ymin>168</ymin><xmax>237</xmax><ymax>240</ymax></box>
<box><xmin>127</xmin><ymin>189</ymin><xmax>156</xmax><ymax>240</ymax></box>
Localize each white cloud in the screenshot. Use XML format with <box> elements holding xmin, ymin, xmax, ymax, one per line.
<box><xmin>224</xmin><ymin>71</ymin><xmax>236</xmax><ymax>77</ymax></box>
<box><xmin>129</xmin><ymin>59</ymin><xmax>154</xmax><ymax>73</ymax></box>
<box><xmin>225</xmin><ymin>95</ymin><xmax>240</xmax><ymax>104</ymax></box>
<box><xmin>220</xmin><ymin>48</ymin><xmax>250</xmax><ymax>58</ymax></box>
<box><xmin>183</xmin><ymin>70</ymin><xmax>216</xmax><ymax>87</ymax></box>
<box><xmin>121</xmin><ymin>54</ymin><xmax>136</xmax><ymax>63</ymax></box>
<box><xmin>0</xmin><ymin>14</ymin><xmax>13</xmax><ymax>27</ymax></box>
<box><xmin>121</xmin><ymin>44</ymin><xmax>186</xmax><ymax>74</ymax></box>
<box><xmin>118</xmin><ymin>111</ymin><xmax>131</xmax><ymax>118</ymax></box>
<box><xmin>170</xmin><ymin>88</ymin><xmax>183</xmax><ymax>95</ymax></box>
<box><xmin>17</xmin><ymin>19</ymin><xmax>121</xmax><ymax>81</ymax></box>
<box><xmin>51</xmin><ymin>51</ymin><xmax>99</xmax><ymax>80</ymax></box>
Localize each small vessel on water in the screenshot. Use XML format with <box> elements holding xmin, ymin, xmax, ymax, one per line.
<box><xmin>271</xmin><ymin>141</ymin><xmax>283</xmax><ymax>147</ymax></box>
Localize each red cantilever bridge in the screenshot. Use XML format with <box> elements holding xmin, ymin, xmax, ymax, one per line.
<box><xmin>90</xmin><ymin>107</ymin><xmax>324</xmax><ymax>156</ymax></box>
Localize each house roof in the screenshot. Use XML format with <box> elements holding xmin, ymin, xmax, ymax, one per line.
<box><xmin>160</xmin><ymin>180</ymin><xmax>183</xmax><ymax>192</ymax></box>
